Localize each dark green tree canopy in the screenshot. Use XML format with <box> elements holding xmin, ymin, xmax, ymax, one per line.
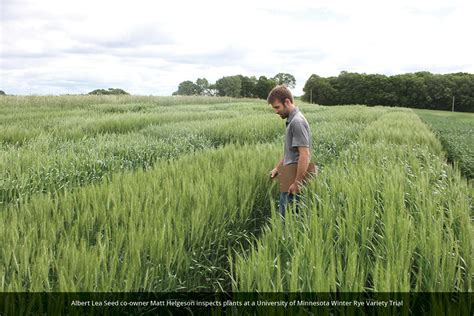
<box><xmin>172</xmin><ymin>81</ymin><xmax>200</xmax><ymax>96</ymax></box>
<box><xmin>238</xmin><ymin>75</ymin><xmax>258</xmax><ymax>98</ymax></box>
<box><xmin>302</xmin><ymin>71</ymin><xmax>474</xmax><ymax>112</ymax></box>
<box><xmin>254</xmin><ymin>76</ymin><xmax>277</xmax><ymax>99</ymax></box>
<box><xmin>195</xmin><ymin>78</ymin><xmax>211</xmax><ymax>96</ymax></box>
<box><xmin>173</xmin><ymin>78</ymin><xmax>216</xmax><ymax>96</ymax></box>
<box><xmin>303</xmin><ymin>75</ymin><xmax>336</xmax><ymax>104</ymax></box>
<box><xmin>173</xmin><ymin>73</ymin><xmax>288</xmax><ymax>99</ymax></box>
<box><xmin>215</xmin><ymin>76</ymin><xmax>242</xmax><ymax>98</ymax></box>
<box><xmin>88</xmin><ymin>88</ymin><xmax>129</xmax><ymax>95</ymax></box>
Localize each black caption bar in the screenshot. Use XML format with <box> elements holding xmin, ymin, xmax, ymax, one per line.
<box><xmin>0</xmin><ymin>292</ymin><xmax>472</xmax><ymax>315</ymax></box>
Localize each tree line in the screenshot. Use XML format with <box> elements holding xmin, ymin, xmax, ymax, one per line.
<box><xmin>302</xmin><ymin>71</ymin><xmax>474</xmax><ymax>112</ymax></box>
<box><xmin>172</xmin><ymin>73</ymin><xmax>296</xmax><ymax>99</ymax></box>
<box><xmin>88</xmin><ymin>88</ymin><xmax>129</xmax><ymax>95</ymax></box>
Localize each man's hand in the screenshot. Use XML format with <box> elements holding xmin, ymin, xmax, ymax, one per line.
<box><xmin>271</xmin><ymin>158</ymin><xmax>284</xmax><ymax>179</ymax></box>
<box><xmin>270</xmin><ymin>168</ymin><xmax>279</xmax><ymax>179</ymax></box>
<box><xmin>288</xmin><ymin>181</ymin><xmax>302</xmax><ymax>195</ymax></box>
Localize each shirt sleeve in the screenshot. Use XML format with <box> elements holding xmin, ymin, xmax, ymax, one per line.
<box><xmin>291</xmin><ymin>120</ymin><xmax>310</xmax><ymax>147</ymax></box>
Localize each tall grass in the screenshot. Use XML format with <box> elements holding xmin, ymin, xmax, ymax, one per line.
<box><xmin>232</xmin><ymin>111</ymin><xmax>472</xmax><ymax>293</ymax></box>
<box><xmin>0</xmin><ymin>133</ymin><xmax>212</xmax><ymax>207</ymax></box>
<box><xmin>0</xmin><ymin>99</ymin><xmax>279</xmax><ymax>207</ymax></box>
<box><xmin>2</xmin><ymin>96</ymin><xmax>469</xmax><ymax>299</ymax></box>
<box><xmin>1</xmin><ymin>99</ymin><xmax>390</xmax><ymax>293</ymax></box>
<box><xmin>1</xmin><ymin>101</ymin><xmax>384</xmax><ymax>208</ymax></box>
<box><xmin>0</xmin><ymin>144</ymin><xmax>279</xmax><ymax>291</ymax></box>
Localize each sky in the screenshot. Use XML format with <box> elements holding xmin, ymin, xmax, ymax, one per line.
<box><xmin>1</xmin><ymin>0</ymin><xmax>473</xmax><ymax>96</ymax></box>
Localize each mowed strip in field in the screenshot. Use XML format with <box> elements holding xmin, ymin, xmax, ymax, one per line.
<box><xmin>0</xmin><ymin>96</ymin><xmax>471</xmax><ymax>295</ymax></box>
<box><xmin>414</xmin><ymin>108</ymin><xmax>474</xmax><ymax>181</ymax></box>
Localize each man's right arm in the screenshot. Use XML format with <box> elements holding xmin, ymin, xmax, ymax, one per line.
<box><xmin>270</xmin><ymin>158</ymin><xmax>284</xmax><ymax>178</ymax></box>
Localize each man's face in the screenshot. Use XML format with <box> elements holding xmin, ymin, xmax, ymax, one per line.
<box><xmin>271</xmin><ymin>99</ymin><xmax>290</xmax><ymax>119</ymax></box>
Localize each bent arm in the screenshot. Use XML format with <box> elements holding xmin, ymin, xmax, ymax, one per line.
<box><xmin>294</xmin><ymin>147</ymin><xmax>310</xmax><ymax>185</ymax></box>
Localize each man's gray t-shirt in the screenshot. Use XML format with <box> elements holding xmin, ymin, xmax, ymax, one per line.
<box><xmin>283</xmin><ymin>107</ymin><xmax>311</xmax><ymax>166</ymax></box>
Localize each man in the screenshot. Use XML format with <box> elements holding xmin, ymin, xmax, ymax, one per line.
<box><xmin>268</xmin><ymin>85</ymin><xmax>311</xmax><ymax>218</ymax></box>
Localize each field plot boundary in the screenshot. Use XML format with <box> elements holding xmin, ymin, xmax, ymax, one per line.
<box><xmin>413</xmin><ymin>108</ymin><xmax>474</xmax><ymax>183</ymax></box>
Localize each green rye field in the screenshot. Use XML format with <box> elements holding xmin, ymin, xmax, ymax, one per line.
<box><xmin>0</xmin><ymin>96</ymin><xmax>472</xmax><ymax>306</ymax></box>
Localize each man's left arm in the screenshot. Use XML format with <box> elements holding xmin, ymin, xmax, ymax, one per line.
<box><xmin>289</xmin><ymin>147</ymin><xmax>310</xmax><ymax>194</ymax></box>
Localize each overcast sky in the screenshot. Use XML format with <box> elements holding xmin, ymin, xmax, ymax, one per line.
<box><xmin>1</xmin><ymin>0</ymin><xmax>473</xmax><ymax>96</ymax></box>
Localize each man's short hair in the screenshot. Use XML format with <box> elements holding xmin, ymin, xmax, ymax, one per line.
<box><xmin>267</xmin><ymin>85</ymin><xmax>294</xmax><ymax>105</ymax></box>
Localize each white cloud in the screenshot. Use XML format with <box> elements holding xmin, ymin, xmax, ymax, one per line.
<box><xmin>1</xmin><ymin>0</ymin><xmax>473</xmax><ymax>95</ymax></box>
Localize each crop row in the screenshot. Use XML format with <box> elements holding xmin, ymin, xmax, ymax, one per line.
<box><xmin>0</xmin><ymin>144</ymin><xmax>279</xmax><ymax>292</ymax></box>
<box><xmin>414</xmin><ymin>109</ymin><xmax>474</xmax><ymax>181</ymax></box>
